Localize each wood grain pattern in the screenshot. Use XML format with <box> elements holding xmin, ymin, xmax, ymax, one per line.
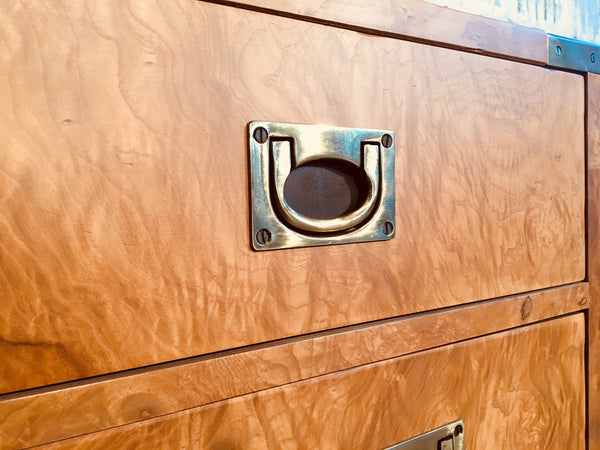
<box><xmin>0</xmin><ymin>0</ymin><xmax>585</xmax><ymax>393</ymax></box>
<box><xmin>210</xmin><ymin>0</ymin><xmax>549</xmax><ymax>63</ymax></box>
<box><xmin>38</xmin><ymin>315</ymin><xmax>586</xmax><ymax>449</ymax></box>
<box><xmin>0</xmin><ymin>283</ymin><xmax>588</xmax><ymax>448</ymax></box>
<box><xmin>587</xmin><ymin>72</ymin><xmax>600</xmax><ymax>449</ymax></box>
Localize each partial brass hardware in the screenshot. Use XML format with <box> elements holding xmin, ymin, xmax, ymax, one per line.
<box><xmin>386</xmin><ymin>420</ymin><xmax>465</xmax><ymax>450</ymax></box>
<box><xmin>249</xmin><ymin>121</ymin><xmax>395</xmax><ymax>251</ymax></box>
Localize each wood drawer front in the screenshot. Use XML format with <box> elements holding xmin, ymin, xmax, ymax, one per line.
<box><xmin>0</xmin><ymin>0</ymin><xmax>584</xmax><ymax>393</ymax></box>
<box><xmin>39</xmin><ymin>314</ymin><xmax>585</xmax><ymax>449</ymax></box>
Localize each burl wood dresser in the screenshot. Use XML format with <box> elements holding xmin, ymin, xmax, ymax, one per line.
<box><xmin>0</xmin><ymin>0</ymin><xmax>598</xmax><ymax>448</ymax></box>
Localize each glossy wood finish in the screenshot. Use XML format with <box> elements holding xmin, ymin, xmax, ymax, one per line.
<box><xmin>0</xmin><ymin>0</ymin><xmax>585</xmax><ymax>394</ymax></box>
<box><xmin>212</xmin><ymin>0</ymin><xmax>548</xmax><ymax>63</ymax></box>
<box><xmin>0</xmin><ymin>284</ymin><xmax>587</xmax><ymax>448</ymax></box>
<box><xmin>39</xmin><ymin>315</ymin><xmax>586</xmax><ymax>449</ymax></box>
<box><xmin>588</xmin><ymin>72</ymin><xmax>600</xmax><ymax>449</ymax></box>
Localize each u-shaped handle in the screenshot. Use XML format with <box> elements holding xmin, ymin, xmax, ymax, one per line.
<box><xmin>272</xmin><ymin>140</ymin><xmax>380</xmax><ymax>233</ymax></box>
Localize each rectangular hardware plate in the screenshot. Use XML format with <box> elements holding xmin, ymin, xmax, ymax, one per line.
<box><xmin>249</xmin><ymin>121</ymin><xmax>395</xmax><ymax>251</ymax></box>
<box><xmin>386</xmin><ymin>420</ymin><xmax>465</xmax><ymax>450</ymax></box>
<box><xmin>548</xmin><ymin>34</ymin><xmax>600</xmax><ymax>74</ymax></box>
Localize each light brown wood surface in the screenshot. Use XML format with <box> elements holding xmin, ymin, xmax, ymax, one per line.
<box><xmin>0</xmin><ymin>284</ymin><xmax>587</xmax><ymax>448</ymax></box>
<box><xmin>38</xmin><ymin>315</ymin><xmax>586</xmax><ymax>449</ymax></box>
<box><xmin>588</xmin><ymin>72</ymin><xmax>600</xmax><ymax>449</ymax></box>
<box><xmin>0</xmin><ymin>0</ymin><xmax>585</xmax><ymax>393</ymax></box>
<box><xmin>211</xmin><ymin>0</ymin><xmax>548</xmax><ymax>63</ymax></box>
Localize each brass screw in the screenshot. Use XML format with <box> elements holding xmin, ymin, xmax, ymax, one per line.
<box><xmin>253</xmin><ymin>127</ymin><xmax>268</xmax><ymax>144</ymax></box>
<box><xmin>382</xmin><ymin>221</ymin><xmax>394</xmax><ymax>236</ymax></box>
<box><xmin>256</xmin><ymin>228</ymin><xmax>272</xmax><ymax>245</ymax></box>
<box><xmin>555</xmin><ymin>45</ymin><xmax>562</xmax><ymax>57</ymax></box>
<box><xmin>382</xmin><ymin>134</ymin><xmax>393</xmax><ymax>148</ymax></box>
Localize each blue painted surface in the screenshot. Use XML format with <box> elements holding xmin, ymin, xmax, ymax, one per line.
<box><xmin>427</xmin><ymin>0</ymin><xmax>600</xmax><ymax>44</ymax></box>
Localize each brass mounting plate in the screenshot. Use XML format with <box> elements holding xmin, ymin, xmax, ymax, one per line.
<box><xmin>249</xmin><ymin>121</ymin><xmax>395</xmax><ymax>251</ymax></box>
<box><xmin>548</xmin><ymin>34</ymin><xmax>600</xmax><ymax>74</ymax></box>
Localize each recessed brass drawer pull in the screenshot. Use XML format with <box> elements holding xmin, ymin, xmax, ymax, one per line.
<box><xmin>249</xmin><ymin>121</ymin><xmax>395</xmax><ymax>251</ymax></box>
